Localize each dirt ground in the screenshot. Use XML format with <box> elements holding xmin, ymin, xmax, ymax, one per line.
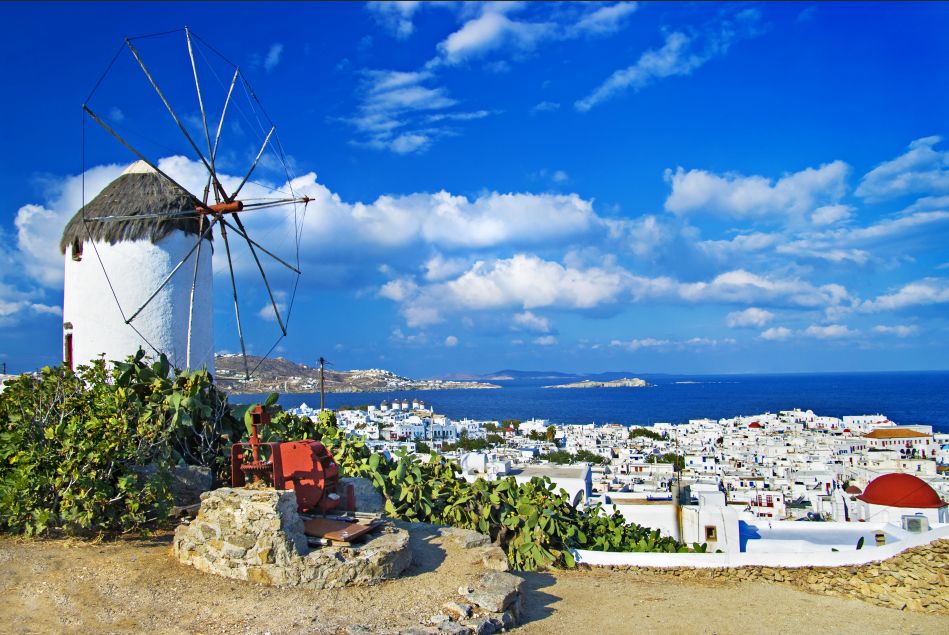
<box><xmin>1</xmin><ymin>529</ymin><xmax>947</xmax><ymax>635</ymax></box>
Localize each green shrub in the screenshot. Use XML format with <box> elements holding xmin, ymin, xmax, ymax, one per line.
<box><xmin>0</xmin><ymin>352</ymin><xmax>240</xmax><ymax>536</ymax></box>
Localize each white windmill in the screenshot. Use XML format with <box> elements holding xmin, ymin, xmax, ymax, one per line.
<box><xmin>62</xmin><ymin>27</ymin><xmax>309</xmax><ymax>378</ymax></box>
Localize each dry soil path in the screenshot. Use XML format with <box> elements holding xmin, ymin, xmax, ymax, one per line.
<box><xmin>1</xmin><ymin>531</ymin><xmax>947</xmax><ymax>634</ymax></box>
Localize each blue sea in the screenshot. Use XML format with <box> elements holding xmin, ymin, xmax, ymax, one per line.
<box><xmin>238</xmin><ymin>371</ymin><xmax>949</xmax><ymax>433</ymax></box>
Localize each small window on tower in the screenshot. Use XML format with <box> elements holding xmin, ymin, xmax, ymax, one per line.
<box><xmin>71</xmin><ymin>239</ymin><xmax>83</xmax><ymax>262</ymax></box>
<box><xmin>705</xmin><ymin>525</ymin><xmax>718</xmax><ymax>541</ymax></box>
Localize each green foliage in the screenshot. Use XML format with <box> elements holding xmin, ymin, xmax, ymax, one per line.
<box><xmin>502</xmin><ymin>419</ymin><xmax>521</xmax><ymax>430</ymax></box>
<box><xmin>302</xmin><ymin>414</ymin><xmax>697</xmax><ymax>571</ymax></box>
<box><xmin>441</xmin><ymin>434</ymin><xmax>489</xmax><ymax>452</ymax></box>
<box><xmin>414</xmin><ymin>441</ymin><xmax>432</xmax><ymax>454</ymax></box>
<box><xmin>656</xmin><ymin>452</ymin><xmax>685</xmax><ymax>471</ymax></box>
<box><xmin>486</xmin><ymin>433</ymin><xmax>505</xmax><ymax>445</ymax></box>
<box><xmin>541</xmin><ymin>449</ymin><xmax>607</xmax><ymax>465</ymax></box>
<box><xmin>628</xmin><ymin>427</ymin><xmax>664</xmax><ymax>441</ymax></box>
<box><xmin>0</xmin><ymin>351</ymin><xmax>239</xmax><ymax>536</ymax></box>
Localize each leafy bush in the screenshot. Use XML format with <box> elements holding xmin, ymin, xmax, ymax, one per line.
<box><xmin>629</xmin><ymin>427</ymin><xmax>664</xmax><ymax>441</ymax></box>
<box><xmin>0</xmin><ymin>352</ymin><xmax>240</xmax><ymax>536</ymax></box>
<box><xmin>275</xmin><ymin>410</ymin><xmax>700</xmax><ymax>571</ymax></box>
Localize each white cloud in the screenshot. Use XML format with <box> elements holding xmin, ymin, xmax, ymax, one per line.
<box><xmin>263</xmin><ymin>43</ymin><xmax>283</xmax><ymax>72</ymax></box>
<box><xmin>444</xmin><ymin>335</ymin><xmax>459</xmax><ymax>347</ymax></box>
<box><xmin>530</xmin><ymin>100</ymin><xmax>560</xmax><ymax>114</ymax></box>
<box><xmin>424</xmin><ymin>254</ymin><xmax>470</xmax><ymax>281</ymax></box>
<box><xmin>663</xmin><ymin>161</ymin><xmax>850</xmax><ymax>222</ymax></box>
<box><xmin>575</xmin><ymin>9</ymin><xmax>762</xmax><ymax>111</ymax></box>
<box><xmin>347</xmin><ymin>69</ymin><xmax>466</xmax><ymax>154</ymax></box>
<box><xmin>672</xmin><ymin>270</ymin><xmax>851</xmax><ymax>310</ymax></box>
<box><xmin>367</xmin><ymin>1</ymin><xmax>422</xmax><ymax>39</ymax></box>
<box><xmin>533</xmin><ymin>335</ymin><xmax>557</xmax><ymax>346</ymax></box>
<box><xmin>861</xmin><ymin>278</ymin><xmax>949</xmax><ymax>311</ymax></box>
<box><xmin>434</xmin><ymin>9</ymin><xmax>554</xmax><ymax>66</ymax></box>
<box><xmin>803</xmin><ymin>324</ymin><xmax>857</xmax><ymax>339</ymax></box>
<box><xmin>513</xmin><ymin>310</ymin><xmax>551</xmax><ymax>333</ymax></box>
<box><xmin>569</xmin><ymin>2</ymin><xmax>638</xmax><ymax>37</ymax></box>
<box><xmin>726</xmin><ymin>307</ymin><xmax>774</xmax><ymax>328</ymax></box>
<box><xmin>810</xmin><ymin>204</ymin><xmax>853</xmax><ymax>226</ymax></box>
<box><xmin>552</xmin><ymin>170</ymin><xmax>569</xmax><ymax>183</ymax></box>
<box><xmin>257</xmin><ymin>292</ymin><xmax>288</xmax><ymax>322</ymax></box>
<box><xmin>855</xmin><ymin>136</ymin><xmax>949</xmax><ymax>202</ymax></box>
<box><xmin>760</xmin><ymin>326</ymin><xmax>792</xmax><ymax>341</ymax></box>
<box><xmin>872</xmin><ymin>324</ymin><xmax>918</xmax><ymax>338</ymax></box>
<box><xmin>609</xmin><ymin>336</ymin><xmax>734</xmax><ymax>352</ymax></box>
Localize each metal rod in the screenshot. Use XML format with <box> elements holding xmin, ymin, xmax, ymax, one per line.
<box><xmin>185</xmin><ymin>214</ymin><xmax>206</xmax><ymax>369</ymax></box>
<box><xmin>125</xmin><ymin>218</ymin><xmax>217</xmax><ymax>324</ymax></box>
<box><xmin>125</xmin><ymin>38</ymin><xmax>229</xmax><ymax>203</ymax></box>
<box><xmin>210</xmin><ymin>68</ymin><xmax>240</xmax><ymax>202</ymax></box>
<box><xmin>220</xmin><ymin>222</ymin><xmax>250</xmax><ymax>380</ymax></box>
<box><xmin>220</xmin><ymin>217</ymin><xmax>301</xmax><ymax>274</ymax></box>
<box><xmin>82</xmin><ymin>104</ymin><xmax>201</xmax><ymax>205</ymax></box>
<box><xmin>232</xmin><ymin>125</ymin><xmax>275</xmax><ymax>200</ymax></box>
<box><xmin>185</xmin><ymin>27</ymin><xmax>214</xmax><ymax>164</ymax></box>
<box><xmin>232</xmin><ymin>214</ymin><xmax>286</xmax><ymax>335</ymax></box>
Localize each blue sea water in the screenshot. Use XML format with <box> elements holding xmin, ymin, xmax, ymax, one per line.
<box><xmin>241</xmin><ymin>371</ymin><xmax>949</xmax><ymax>433</ymax></box>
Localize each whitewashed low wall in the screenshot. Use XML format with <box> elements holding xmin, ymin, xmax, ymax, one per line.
<box><xmin>572</xmin><ymin>523</ymin><xmax>949</xmax><ymax>568</ymax></box>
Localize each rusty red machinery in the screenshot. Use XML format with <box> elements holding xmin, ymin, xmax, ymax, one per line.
<box><xmin>231</xmin><ymin>405</ymin><xmax>348</xmax><ymax>514</ymax></box>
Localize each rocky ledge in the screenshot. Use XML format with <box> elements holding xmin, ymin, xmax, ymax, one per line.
<box><xmin>173</xmin><ymin>487</ymin><xmax>411</xmax><ymax>589</ymax></box>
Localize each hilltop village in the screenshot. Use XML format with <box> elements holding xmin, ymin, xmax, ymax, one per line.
<box><xmin>293</xmin><ymin>399</ymin><xmax>949</xmax><ymax>552</ymax></box>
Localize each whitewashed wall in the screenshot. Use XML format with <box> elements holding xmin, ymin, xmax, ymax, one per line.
<box><xmin>63</xmin><ymin>230</ymin><xmax>214</xmax><ymax>373</ymax></box>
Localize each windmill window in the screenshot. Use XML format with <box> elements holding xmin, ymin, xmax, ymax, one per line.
<box><xmin>71</xmin><ymin>239</ymin><xmax>83</xmax><ymax>262</ymax></box>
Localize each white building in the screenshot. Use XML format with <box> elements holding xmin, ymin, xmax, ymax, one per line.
<box><xmin>61</xmin><ymin>161</ymin><xmax>214</xmax><ymax>372</ymax></box>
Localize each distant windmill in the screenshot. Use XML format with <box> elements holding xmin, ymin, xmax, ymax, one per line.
<box><xmin>65</xmin><ymin>27</ymin><xmax>309</xmax><ymax>378</ymax></box>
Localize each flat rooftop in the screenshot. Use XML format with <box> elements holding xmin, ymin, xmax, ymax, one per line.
<box><xmin>511</xmin><ymin>464</ymin><xmax>589</xmax><ymax>480</ymax></box>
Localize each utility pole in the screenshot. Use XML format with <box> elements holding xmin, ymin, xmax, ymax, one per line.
<box><xmin>319</xmin><ymin>356</ymin><xmax>326</xmax><ymax>411</ymax></box>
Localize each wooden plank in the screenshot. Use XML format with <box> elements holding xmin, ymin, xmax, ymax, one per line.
<box><xmin>303</xmin><ymin>518</ymin><xmax>377</xmax><ymax>542</ymax></box>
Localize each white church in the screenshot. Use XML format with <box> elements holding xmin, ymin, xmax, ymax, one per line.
<box><xmin>60</xmin><ymin>161</ymin><xmax>214</xmax><ymax>373</ymax></box>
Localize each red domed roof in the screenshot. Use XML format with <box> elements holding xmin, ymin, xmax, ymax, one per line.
<box><xmin>748</xmin><ymin>421</ymin><xmax>762</xmax><ymax>429</ymax></box>
<box><xmin>845</xmin><ymin>485</ymin><xmax>862</xmax><ymax>495</ymax></box>
<box><xmin>857</xmin><ymin>473</ymin><xmax>946</xmax><ymax>509</ymax></box>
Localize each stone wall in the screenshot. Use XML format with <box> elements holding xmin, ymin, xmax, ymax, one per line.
<box><xmin>173</xmin><ymin>487</ymin><xmax>411</xmax><ymax>589</ymax></box>
<box><xmin>603</xmin><ymin>539</ymin><xmax>949</xmax><ymax>614</ymax></box>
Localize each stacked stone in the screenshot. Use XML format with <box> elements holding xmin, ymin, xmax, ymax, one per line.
<box><xmin>606</xmin><ymin>539</ymin><xmax>949</xmax><ymax>614</ymax></box>
<box><xmin>173</xmin><ymin>487</ymin><xmax>411</xmax><ymax>589</ymax></box>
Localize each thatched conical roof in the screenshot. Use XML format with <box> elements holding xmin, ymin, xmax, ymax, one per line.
<box><xmin>60</xmin><ymin>161</ymin><xmax>209</xmax><ymax>253</ymax></box>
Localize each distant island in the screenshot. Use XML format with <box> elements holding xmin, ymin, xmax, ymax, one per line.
<box><xmin>544</xmin><ymin>377</ymin><xmax>649</xmax><ymax>389</ymax></box>
<box><xmin>215</xmin><ymin>355</ymin><xmax>500</xmax><ymax>394</ymax></box>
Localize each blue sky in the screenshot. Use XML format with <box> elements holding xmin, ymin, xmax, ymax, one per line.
<box><xmin>2</xmin><ymin>2</ymin><xmax>949</xmax><ymax>376</ymax></box>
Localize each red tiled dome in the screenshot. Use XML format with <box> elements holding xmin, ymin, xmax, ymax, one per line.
<box><xmin>857</xmin><ymin>473</ymin><xmax>946</xmax><ymax>509</ymax></box>
<box><xmin>748</xmin><ymin>421</ymin><xmax>762</xmax><ymax>429</ymax></box>
<box><xmin>845</xmin><ymin>485</ymin><xmax>862</xmax><ymax>495</ymax></box>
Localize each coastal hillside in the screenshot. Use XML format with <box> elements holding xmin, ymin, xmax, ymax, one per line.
<box><xmin>214</xmin><ymin>354</ymin><xmax>499</xmax><ymax>394</ymax></box>
<box><xmin>545</xmin><ymin>377</ymin><xmax>649</xmax><ymax>389</ymax></box>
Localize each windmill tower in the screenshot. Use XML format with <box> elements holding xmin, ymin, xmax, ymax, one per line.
<box><xmin>60</xmin><ymin>160</ymin><xmax>215</xmax><ymax>372</ymax></box>
<box><xmin>65</xmin><ymin>27</ymin><xmax>310</xmax><ymax>377</ymax></box>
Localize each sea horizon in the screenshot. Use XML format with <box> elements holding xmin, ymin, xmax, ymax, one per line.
<box><xmin>236</xmin><ymin>369</ymin><xmax>949</xmax><ymax>434</ymax></box>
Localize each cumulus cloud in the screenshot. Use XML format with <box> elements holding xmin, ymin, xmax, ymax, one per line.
<box><xmin>530</xmin><ymin>100</ymin><xmax>560</xmax><ymax>114</ymax></box>
<box><xmin>533</xmin><ymin>335</ymin><xmax>557</xmax><ymax>346</ymax></box>
<box><xmin>575</xmin><ymin>9</ymin><xmax>762</xmax><ymax>111</ymax></box>
<box><xmin>760</xmin><ymin>326</ymin><xmax>792</xmax><ymax>341</ymax></box>
<box><xmin>444</xmin><ymin>335</ymin><xmax>459</xmax><ymax>347</ymax></box>
<box><xmin>855</xmin><ymin>136</ymin><xmax>949</xmax><ymax>202</ymax></box>
<box><xmin>872</xmin><ymin>324</ymin><xmax>918</xmax><ymax>338</ymax></box>
<box><xmin>726</xmin><ymin>307</ymin><xmax>774</xmax><ymax>328</ymax></box>
<box><xmin>513</xmin><ymin>310</ymin><xmax>551</xmax><ymax>333</ymax></box>
<box><xmin>663</xmin><ymin>161</ymin><xmax>850</xmax><ymax>222</ymax></box>
<box><xmin>861</xmin><ymin>278</ymin><xmax>949</xmax><ymax>311</ymax></box>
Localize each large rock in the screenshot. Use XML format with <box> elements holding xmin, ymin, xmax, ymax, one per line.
<box><xmin>461</xmin><ymin>571</ymin><xmax>524</xmax><ymax>614</ymax></box>
<box><xmin>170</xmin><ymin>465</ymin><xmax>213</xmax><ymax>505</ymax></box>
<box><xmin>173</xmin><ymin>487</ymin><xmax>411</xmax><ymax>589</ymax></box>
